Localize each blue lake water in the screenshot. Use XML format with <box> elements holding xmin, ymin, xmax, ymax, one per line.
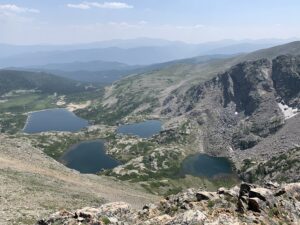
<box><xmin>117</xmin><ymin>120</ymin><xmax>162</xmax><ymax>138</ymax></box>
<box><xmin>180</xmin><ymin>154</ymin><xmax>233</xmax><ymax>178</ymax></box>
<box><xmin>23</xmin><ymin>108</ymin><xmax>88</xmax><ymax>133</ymax></box>
<box><xmin>60</xmin><ymin>140</ymin><xmax>120</xmax><ymax>174</ymax></box>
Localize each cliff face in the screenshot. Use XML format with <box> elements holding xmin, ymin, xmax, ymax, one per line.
<box><xmin>161</xmin><ymin>55</ymin><xmax>299</xmax><ymax>154</ymax></box>
<box><xmin>272</xmin><ymin>55</ymin><xmax>300</xmax><ymax>108</ymax></box>
<box><xmin>38</xmin><ymin>182</ymin><xmax>300</xmax><ymax>225</ymax></box>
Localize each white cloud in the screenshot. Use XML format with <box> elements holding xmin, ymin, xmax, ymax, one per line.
<box><xmin>67</xmin><ymin>3</ymin><xmax>90</xmax><ymax>10</ymax></box>
<box><xmin>67</xmin><ymin>1</ymin><xmax>133</xmax><ymax>10</ymax></box>
<box><xmin>0</xmin><ymin>4</ymin><xmax>39</xmax><ymax>13</ymax></box>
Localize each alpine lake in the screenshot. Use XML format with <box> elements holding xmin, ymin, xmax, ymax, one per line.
<box><xmin>24</xmin><ymin>109</ymin><xmax>234</xmax><ymax>178</ymax></box>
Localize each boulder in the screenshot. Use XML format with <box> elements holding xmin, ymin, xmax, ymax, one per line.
<box><xmin>249</xmin><ymin>188</ymin><xmax>272</xmax><ymax>201</ymax></box>
<box><xmin>239</xmin><ymin>183</ymin><xmax>255</xmax><ymax>197</ymax></box>
<box><xmin>140</xmin><ymin>203</ymin><xmax>160</xmax><ymax>218</ymax></box>
<box><xmin>248</xmin><ymin>197</ymin><xmax>262</xmax><ymax>212</ymax></box>
<box><xmin>167</xmin><ymin>210</ymin><xmax>206</xmax><ymax>225</ymax></box>
<box><xmin>196</xmin><ymin>191</ymin><xmax>218</xmax><ymax>201</ymax></box>
<box><xmin>218</xmin><ymin>186</ymin><xmax>239</xmax><ymax>198</ymax></box>
<box><xmin>144</xmin><ymin>214</ymin><xmax>172</xmax><ymax>225</ymax></box>
<box><xmin>218</xmin><ymin>187</ymin><xmax>226</xmax><ymax>195</ymax></box>
<box><xmin>264</xmin><ymin>181</ymin><xmax>279</xmax><ymax>189</ymax></box>
<box><xmin>237</xmin><ymin>196</ymin><xmax>248</xmax><ymax>213</ymax></box>
<box><xmin>274</xmin><ymin>189</ymin><xmax>286</xmax><ymax>197</ymax></box>
<box><xmin>284</xmin><ymin>183</ymin><xmax>300</xmax><ymax>194</ymax></box>
<box><xmin>98</xmin><ymin>202</ymin><xmax>133</xmax><ymax>219</ymax></box>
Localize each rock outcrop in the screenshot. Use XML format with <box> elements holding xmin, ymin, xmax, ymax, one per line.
<box><xmin>161</xmin><ymin>55</ymin><xmax>300</xmax><ymax>155</ymax></box>
<box><xmin>38</xmin><ymin>182</ymin><xmax>300</xmax><ymax>225</ymax></box>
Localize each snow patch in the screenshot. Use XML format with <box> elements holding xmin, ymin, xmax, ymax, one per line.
<box><xmin>278</xmin><ymin>102</ymin><xmax>298</xmax><ymax>120</ymax></box>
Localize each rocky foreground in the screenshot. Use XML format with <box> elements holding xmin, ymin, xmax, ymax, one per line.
<box><xmin>38</xmin><ymin>182</ymin><xmax>300</xmax><ymax>225</ymax></box>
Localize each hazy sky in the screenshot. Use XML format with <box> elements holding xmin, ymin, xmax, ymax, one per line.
<box><xmin>0</xmin><ymin>0</ymin><xmax>300</xmax><ymax>44</ymax></box>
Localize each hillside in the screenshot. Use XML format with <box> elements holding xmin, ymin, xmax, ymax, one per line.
<box><xmin>101</xmin><ymin>41</ymin><xmax>300</xmax><ymax>122</ymax></box>
<box><xmin>88</xmin><ymin>42</ymin><xmax>300</xmax><ymax>185</ymax></box>
<box><xmin>0</xmin><ymin>70</ymin><xmax>88</xmax><ymax>95</ymax></box>
<box><xmin>27</xmin><ymin>60</ymin><xmax>138</xmax><ymax>72</ymax></box>
<box><xmin>161</xmin><ymin>56</ymin><xmax>299</xmax><ymax>165</ymax></box>
<box><xmin>13</xmin><ymin>55</ymin><xmax>229</xmax><ymax>84</ymax></box>
<box><xmin>0</xmin><ymin>134</ymin><xmax>158</xmax><ymax>225</ymax></box>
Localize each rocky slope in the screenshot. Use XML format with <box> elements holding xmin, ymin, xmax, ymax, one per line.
<box><xmin>0</xmin><ymin>134</ymin><xmax>158</xmax><ymax>225</ymax></box>
<box><xmin>163</xmin><ymin>55</ymin><xmax>299</xmax><ymax>149</ymax></box>
<box><xmin>38</xmin><ymin>182</ymin><xmax>300</xmax><ymax>225</ymax></box>
<box><xmin>240</xmin><ymin>147</ymin><xmax>300</xmax><ymax>183</ymax></box>
<box><xmin>101</xmin><ymin>41</ymin><xmax>300</xmax><ymax>122</ymax></box>
<box><xmin>160</xmin><ymin>55</ymin><xmax>299</xmax><ymax>178</ymax></box>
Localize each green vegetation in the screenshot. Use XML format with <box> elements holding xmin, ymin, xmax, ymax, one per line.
<box><xmin>137</xmin><ymin>174</ymin><xmax>238</xmax><ymax>196</ymax></box>
<box><xmin>207</xmin><ymin>200</ymin><xmax>215</xmax><ymax>208</ymax></box>
<box><xmin>0</xmin><ymin>93</ymin><xmax>58</xmax><ymax>134</ymax></box>
<box><xmin>0</xmin><ymin>113</ymin><xmax>27</xmax><ymax>134</ymax></box>
<box><xmin>102</xmin><ymin>217</ymin><xmax>111</xmax><ymax>224</ymax></box>
<box><xmin>268</xmin><ymin>207</ymin><xmax>280</xmax><ymax>218</ymax></box>
<box><xmin>240</xmin><ymin>147</ymin><xmax>300</xmax><ymax>183</ymax></box>
<box><xmin>32</xmin><ymin>135</ymin><xmax>80</xmax><ymax>159</ymax></box>
<box><xmin>0</xmin><ymin>93</ymin><xmax>57</xmax><ymax>114</ymax></box>
<box><xmin>0</xmin><ymin>85</ymin><xmax>104</xmax><ymax>134</ymax></box>
<box><xmin>77</xmin><ymin>102</ymin><xmax>141</xmax><ymax>125</ymax></box>
<box><xmin>164</xmin><ymin>187</ymin><xmax>183</xmax><ymax>196</ymax></box>
<box><xmin>64</xmin><ymin>88</ymin><xmax>104</xmax><ymax>104</ymax></box>
<box><xmin>0</xmin><ymin>69</ymin><xmax>88</xmax><ymax>95</ymax></box>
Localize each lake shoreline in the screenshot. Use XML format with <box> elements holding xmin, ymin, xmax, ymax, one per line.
<box><xmin>179</xmin><ymin>153</ymin><xmax>237</xmax><ymax>179</ymax></box>
<box><xmin>23</xmin><ymin>108</ymin><xmax>89</xmax><ymax>134</ymax></box>
<box><xmin>60</xmin><ymin>139</ymin><xmax>121</xmax><ymax>174</ymax></box>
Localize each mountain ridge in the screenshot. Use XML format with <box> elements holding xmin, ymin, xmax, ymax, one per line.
<box><xmin>0</xmin><ymin>39</ymin><xmax>296</xmax><ymax>67</ymax></box>
<box><xmin>0</xmin><ymin>70</ymin><xmax>89</xmax><ymax>95</ymax></box>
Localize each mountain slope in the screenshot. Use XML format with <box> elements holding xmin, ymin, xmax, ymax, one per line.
<box><xmin>0</xmin><ymin>134</ymin><xmax>158</xmax><ymax>225</ymax></box>
<box><xmin>96</xmin><ymin>42</ymin><xmax>300</xmax><ymax>184</ymax></box>
<box><xmin>101</xmin><ymin>41</ymin><xmax>300</xmax><ymax>121</ymax></box>
<box><xmin>0</xmin><ymin>70</ymin><xmax>88</xmax><ymax>95</ymax></box>
<box><xmin>162</xmin><ymin>56</ymin><xmax>299</xmax><ymax>153</ymax></box>
<box><xmin>29</xmin><ymin>60</ymin><xmax>136</xmax><ymax>72</ymax></box>
<box><xmin>13</xmin><ymin>55</ymin><xmax>229</xmax><ymax>84</ymax></box>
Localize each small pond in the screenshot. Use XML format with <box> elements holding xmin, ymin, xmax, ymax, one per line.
<box><xmin>117</xmin><ymin>120</ymin><xmax>162</xmax><ymax>138</ymax></box>
<box><xmin>23</xmin><ymin>108</ymin><xmax>88</xmax><ymax>133</ymax></box>
<box><xmin>60</xmin><ymin>140</ymin><xmax>120</xmax><ymax>174</ymax></box>
<box><xmin>180</xmin><ymin>154</ymin><xmax>234</xmax><ymax>178</ymax></box>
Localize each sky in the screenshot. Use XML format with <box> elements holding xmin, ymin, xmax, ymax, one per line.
<box><xmin>0</xmin><ymin>0</ymin><xmax>300</xmax><ymax>44</ymax></box>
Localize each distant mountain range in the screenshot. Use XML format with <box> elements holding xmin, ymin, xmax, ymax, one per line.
<box><xmin>10</xmin><ymin>54</ymin><xmax>231</xmax><ymax>84</ymax></box>
<box><xmin>0</xmin><ymin>38</ymin><xmax>297</xmax><ymax>67</ymax></box>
